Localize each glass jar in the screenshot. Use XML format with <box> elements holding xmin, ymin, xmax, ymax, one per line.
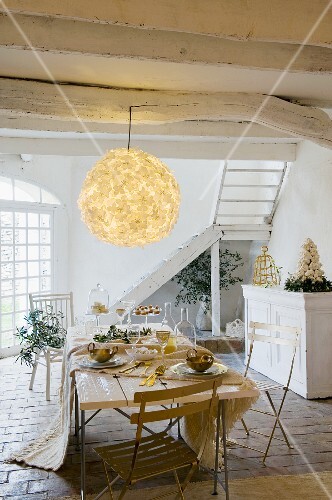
<box><xmin>87</xmin><ymin>283</ymin><xmax>109</xmax><ymax>316</ymax></box>
<box><xmin>175</xmin><ymin>307</ymin><xmax>196</xmax><ymax>348</ymax></box>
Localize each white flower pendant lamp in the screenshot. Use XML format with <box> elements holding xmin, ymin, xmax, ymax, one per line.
<box><xmin>78</xmin><ymin>109</ymin><xmax>180</xmax><ymax>247</ymax></box>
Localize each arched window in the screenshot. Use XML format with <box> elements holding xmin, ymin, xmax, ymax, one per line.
<box><xmin>0</xmin><ymin>176</ymin><xmax>61</xmax><ymax>354</ymax></box>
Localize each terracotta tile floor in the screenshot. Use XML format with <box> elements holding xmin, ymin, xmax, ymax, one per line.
<box><xmin>1</xmin><ymin>353</ymin><xmax>332</xmax><ymax>499</ymax></box>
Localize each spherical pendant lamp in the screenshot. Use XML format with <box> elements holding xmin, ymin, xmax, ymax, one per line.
<box><xmin>78</xmin><ymin>148</ymin><xmax>180</xmax><ymax>247</ymax></box>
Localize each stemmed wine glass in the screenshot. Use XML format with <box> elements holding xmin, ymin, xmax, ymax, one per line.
<box><xmin>156</xmin><ymin>330</ymin><xmax>170</xmax><ymax>366</ymax></box>
<box><xmin>123</xmin><ymin>300</ymin><xmax>135</xmax><ymax>326</ymax></box>
<box><xmin>115</xmin><ymin>306</ymin><xmax>127</xmax><ymax>327</ymax></box>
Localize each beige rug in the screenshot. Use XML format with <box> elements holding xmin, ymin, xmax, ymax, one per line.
<box><xmin>54</xmin><ymin>471</ymin><xmax>332</xmax><ymax>499</ymax></box>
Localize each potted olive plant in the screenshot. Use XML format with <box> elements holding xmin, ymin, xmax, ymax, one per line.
<box><xmin>172</xmin><ymin>248</ymin><xmax>243</xmax><ymax>330</ymax></box>
<box><xmin>16</xmin><ymin>307</ymin><xmax>67</xmax><ymax>367</ymax></box>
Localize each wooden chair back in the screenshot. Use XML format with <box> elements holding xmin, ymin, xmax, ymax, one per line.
<box><xmin>245</xmin><ymin>321</ymin><xmax>301</xmax><ymax>388</ymax></box>
<box><xmin>29</xmin><ymin>292</ymin><xmax>74</xmax><ymax>330</ymax></box>
<box><xmin>130</xmin><ymin>377</ymin><xmax>224</xmax><ymax>472</ymax></box>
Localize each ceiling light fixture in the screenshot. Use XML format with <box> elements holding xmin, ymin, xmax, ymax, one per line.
<box><xmin>78</xmin><ymin>107</ymin><xmax>180</xmax><ymax>247</ymax></box>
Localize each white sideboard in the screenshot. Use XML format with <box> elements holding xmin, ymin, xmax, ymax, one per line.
<box><xmin>242</xmin><ymin>285</ymin><xmax>332</xmax><ymax>399</ymax></box>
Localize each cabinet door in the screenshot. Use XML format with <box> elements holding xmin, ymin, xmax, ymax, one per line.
<box><xmin>270</xmin><ymin>304</ymin><xmax>304</xmax><ymax>390</ymax></box>
<box><xmin>246</xmin><ymin>299</ymin><xmax>272</xmax><ymax>376</ymax></box>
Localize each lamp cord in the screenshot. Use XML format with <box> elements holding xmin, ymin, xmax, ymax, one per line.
<box><xmin>126</xmin><ymin>102</ymin><xmax>199</xmax><ymax>151</ymax></box>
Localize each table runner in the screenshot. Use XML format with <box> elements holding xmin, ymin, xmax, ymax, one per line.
<box><xmin>10</xmin><ymin>333</ymin><xmax>258</xmax><ymax>471</ymax></box>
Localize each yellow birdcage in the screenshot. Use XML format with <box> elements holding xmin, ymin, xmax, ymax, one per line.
<box><xmin>253</xmin><ymin>246</ymin><xmax>279</xmax><ymax>286</ymax></box>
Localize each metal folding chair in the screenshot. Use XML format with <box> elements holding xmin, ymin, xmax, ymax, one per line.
<box><xmin>239</xmin><ymin>321</ymin><xmax>301</xmax><ymax>464</ymax></box>
<box><xmin>28</xmin><ymin>292</ymin><xmax>74</xmax><ymax>400</ymax></box>
<box><xmin>93</xmin><ymin>377</ymin><xmax>224</xmax><ymax>500</ymax></box>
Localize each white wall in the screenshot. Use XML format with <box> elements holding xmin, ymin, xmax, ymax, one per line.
<box><xmin>268</xmin><ymin>141</ymin><xmax>332</xmax><ymax>280</ymax></box>
<box><xmin>146</xmin><ymin>240</ymin><xmax>252</xmax><ymax>329</ymax></box>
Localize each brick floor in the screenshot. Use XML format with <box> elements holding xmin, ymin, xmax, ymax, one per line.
<box><xmin>1</xmin><ymin>353</ymin><xmax>332</xmax><ymax>498</ymax></box>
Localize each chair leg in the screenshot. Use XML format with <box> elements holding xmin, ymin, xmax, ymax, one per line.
<box><xmin>118</xmin><ymin>479</ymin><xmax>131</xmax><ymax>500</ymax></box>
<box><xmin>241</xmin><ymin>417</ymin><xmax>250</xmax><ymax>436</ymax></box>
<box><xmin>173</xmin><ymin>470</ymin><xmax>185</xmax><ymax>500</ymax></box>
<box><xmin>102</xmin><ymin>461</ymin><xmax>114</xmax><ymax>500</ymax></box>
<box><xmin>46</xmin><ymin>350</ymin><xmax>51</xmax><ymax>401</ymax></box>
<box><xmin>263</xmin><ymin>391</ymin><xmax>292</xmax><ymax>464</ymax></box>
<box><xmin>175</xmin><ymin>463</ymin><xmax>197</xmax><ymax>499</ymax></box>
<box><xmin>29</xmin><ymin>351</ymin><xmax>40</xmax><ymax>390</ymax></box>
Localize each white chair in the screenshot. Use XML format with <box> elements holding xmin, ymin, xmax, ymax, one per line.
<box><xmin>28</xmin><ymin>292</ymin><xmax>74</xmax><ymax>400</ymax></box>
<box><xmin>239</xmin><ymin>321</ymin><xmax>301</xmax><ymax>464</ymax></box>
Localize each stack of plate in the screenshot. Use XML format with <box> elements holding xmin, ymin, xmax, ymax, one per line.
<box><xmin>170</xmin><ymin>362</ymin><xmax>228</xmax><ymax>377</ymax></box>
<box><xmin>78</xmin><ymin>356</ymin><xmax>125</xmax><ymax>369</ymax></box>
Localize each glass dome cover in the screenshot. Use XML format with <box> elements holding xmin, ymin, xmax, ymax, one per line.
<box><xmin>87</xmin><ymin>283</ymin><xmax>109</xmax><ymax>315</ymax></box>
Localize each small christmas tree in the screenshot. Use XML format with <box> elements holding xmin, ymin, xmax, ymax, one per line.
<box><xmin>285</xmin><ymin>238</ymin><xmax>332</xmax><ymax>292</ymax></box>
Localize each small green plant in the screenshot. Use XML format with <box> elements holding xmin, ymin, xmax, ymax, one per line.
<box><xmin>284</xmin><ymin>275</ymin><xmax>332</xmax><ymax>292</ymax></box>
<box><xmin>16</xmin><ymin>307</ymin><xmax>67</xmax><ymax>367</ymax></box>
<box><xmin>172</xmin><ymin>248</ymin><xmax>243</xmax><ymax>310</ymax></box>
<box><xmin>93</xmin><ymin>325</ymin><xmax>153</xmax><ymax>344</ymax></box>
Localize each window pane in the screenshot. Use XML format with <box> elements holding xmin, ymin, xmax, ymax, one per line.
<box><xmin>28</xmin><ymin>229</ymin><xmax>39</xmax><ymax>244</ymax></box>
<box><xmin>28</xmin><ymin>213</ymin><xmax>39</xmax><ymax>227</ymax></box>
<box><xmin>40</xmin><ymin>229</ymin><xmax>50</xmax><ymax>244</ymax></box>
<box><xmin>1</xmin><ymin>331</ymin><xmax>15</xmax><ymax>348</ymax></box>
<box><xmin>40</xmin><ymin>246</ymin><xmax>51</xmax><ymax>259</ymax></box>
<box><xmin>41</xmin><ymin>276</ymin><xmax>51</xmax><ymax>291</ymax></box>
<box><xmin>1</xmin><ymin>228</ymin><xmax>13</xmax><ymax>244</ymax></box>
<box><xmin>14</xmin><ymin>180</ymin><xmax>41</xmax><ymax>202</ymax></box>
<box><xmin>15</xmin><ymin>262</ymin><xmax>27</xmax><ymax>278</ymax></box>
<box><xmin>41</xmin><ymin>260</ymin><xmax>51</xmax><ymax>276</ymax></box>
<box><xmin>2</xmin><ymin>296</ymin><xmax>13</xmax><ymax>314</ymax></box>
<box><xmin>15</xmin><ymin>246</ymin><xmax>27</xmax><ymax>261</ymax></box>
<box><xmin>1</xmin><ymin>212</ymin><xmax>13</xmax><ymax>227</ymax></box>
<box><xmin>2</xmin><ymin>247</ymin><xmax>13</xmax><ymax>261</ymax></box>
<box><xmin>28</xmin><ymin>277</ymin><xmax>39</xmax><ymax>293</ymax></box>
<box><xmin>1</xmin><ymin>262</ymin><xmax>13</xmax><ymax>279</ymax></box>
<box><xmin>2</xmin><ymin>280</ymin><xmax>13</xmax><ymax>296</ymax></box>
<box><xmin>15</xmin><ymin>312</ymin><xmax>26</xmax><ymax>328</ymax></box>
<box><xmin>0</xmin><ymin>177</ymin><xmax>13</xmax><ymax>200</ymax></box>
<box><xmin>2</xmin><ymin>314</ymin><xmax>13</xmax><ymax>330</ymax></box>
<box><xmin>15</xmin><ymin>212</ymin><xmax>26</xmax><ymax>227</ymax></box>
<box><xmin>14</xmin><ymin>229</ymin><xmax>26</xmax><ymax>244</ymax></box>
<box><xmin>28</xmin><ymin>246</ymin><xmax>39</xmax><ymax>260</ymax></box>
<box><xmin>28</xmin><ymin>261</ymin><xmax>39</xmax><ymax>277</ymax></box>
<box><xmin>40</xmin><ymin>214</ymin><xmax>50</xmax><ymax>228</ymax></box>
<box><xmin>15</xmin><ymin>279</ymin><xmax>27</xmax><ymax>294</ymax></box>
<box><xmin>15</xmin><ymin>295</ymin><xmax>27</xmax><ymax>312</ymax></box>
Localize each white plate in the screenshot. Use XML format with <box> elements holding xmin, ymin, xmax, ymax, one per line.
<box><xmin>78</xmin><ymin>356</ymin><xmax>125</xmax><ymax>369</ymax></box>
<box><xmin>170</xmin><ymin>362</ymin><xmax>228</xmax><ymax>377</ymax></box>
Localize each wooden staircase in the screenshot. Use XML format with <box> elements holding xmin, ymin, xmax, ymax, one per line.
<box><xmin>110</xmin><ymin>224</ymin><xmax>224</xmax><ymax>311</ymax></box>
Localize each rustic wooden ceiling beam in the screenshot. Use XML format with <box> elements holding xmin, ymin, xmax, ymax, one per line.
<box><xmin>0</xmin><ymin>78</ymin><xmax>330</xmax><ymax>149</ymax></box>
<box><xmin>1</xmin><ymin>14</ymin><xmax>331</xmax><ymax>74</ymax></box>
<box><xmin>1</xmin><ymin>0</ymin><xmax>331</xmax><ymax>48</ymax></box>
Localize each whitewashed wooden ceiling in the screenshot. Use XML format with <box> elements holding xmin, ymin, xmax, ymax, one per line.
<box><xmin>0</xmin><ymin>0</ymin><xmax>331</xmax><ymax>157</ymax></box>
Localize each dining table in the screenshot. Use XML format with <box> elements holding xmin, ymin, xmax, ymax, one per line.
<box><xmin>69</xmin><ymin>327</ymin><xmax>259</xmax><ymax>500</ymax></box>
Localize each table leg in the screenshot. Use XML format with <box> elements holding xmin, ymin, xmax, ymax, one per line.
<box><xmin>221</xmin><ymin>401</ymin><xmax>229</xmax><ymax>500</ymax></box>
<box><xmin>75</xmin><ymin>386</ymin><xmax>80</xmax><ymax>450</ymax></box>
<box><xmin>81</xmin><ymin>410</ymin><xmax>85</xmax><ymax>500</ymax></box>
<box><xmin>213</xmin><ymin>400</ymin><xmax>221</xmax><ymax>495</ymax></box>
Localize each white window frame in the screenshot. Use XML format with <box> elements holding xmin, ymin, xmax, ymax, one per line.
<box><xmin>0</xmin><ymin>196</ymin><xmax>67</xmax><ymax>358</ymax></box>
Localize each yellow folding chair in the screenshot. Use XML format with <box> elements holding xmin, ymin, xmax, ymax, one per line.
<box><xmin>93</xmin><ymin>377</ymin><xmax>224</xmax><ymax>499</ymax></box>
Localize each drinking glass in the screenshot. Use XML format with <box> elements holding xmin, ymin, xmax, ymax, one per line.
<box><xmin>115</xmin><ymin>306</ymin><xmax>127</xmax><ymax>326</ymax></box>
<box><xmin>130</xmin><ymin>325</ymin><xmax>141</xmax><ymax>344</ymax></box>
<box><xmin>123</xmin><ymin>300</ymin><xmax>135</xmax><ymax>326</ymax></box>
<box><xmin>156</xmin><ymin>330</ymin><xmax>170</xmax><ymax>365</ymax></box>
